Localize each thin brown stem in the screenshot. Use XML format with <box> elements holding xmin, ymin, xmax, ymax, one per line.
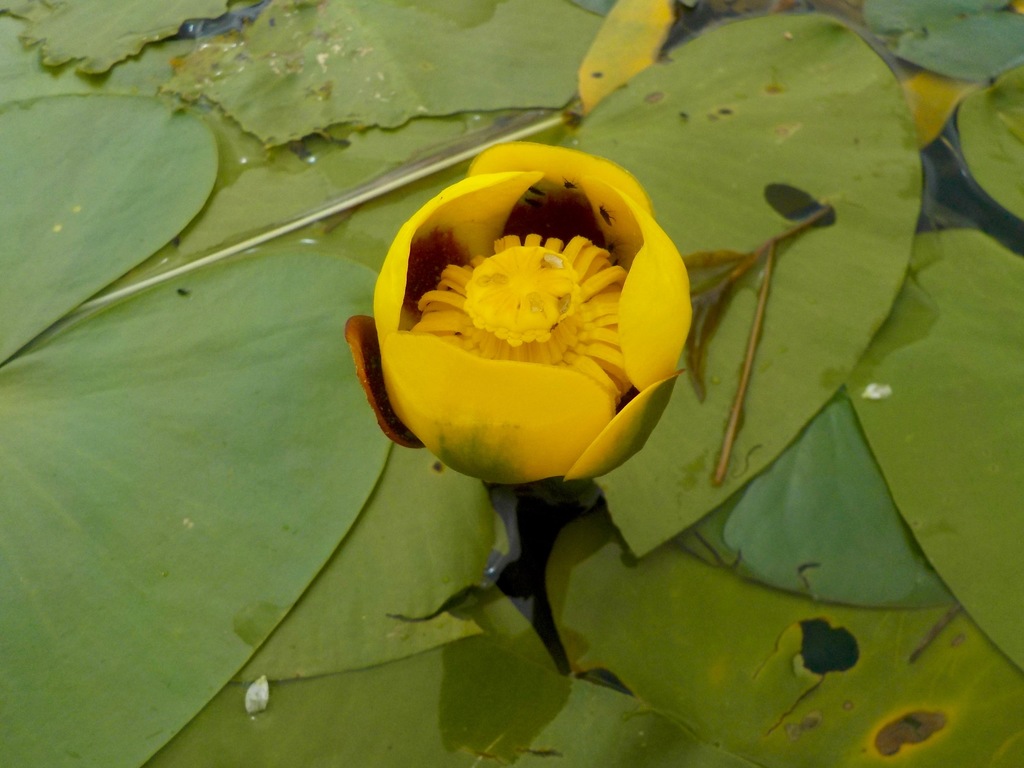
<box><xmin>713</xmin><ymin>242</ymin><xmax>775</xmax><ymax>485</ymax></box>
<box><xmin>709</xmin><ymin>202</ymin><xmax>834</xmax><ymax>485</ymax></box>
<box><xmin>908</xmin><ymin>604</ymin><xmax>963</xmax><ymax>663</ymax></box>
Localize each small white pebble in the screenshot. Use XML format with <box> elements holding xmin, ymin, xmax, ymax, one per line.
<box><xmin>245</xmin><ymin>675</ymin><xmax>269</xmax><ymax>715</ymax></box>
<box><xmin>861</xmin><ymin>383</ymin><xmax>893</xmax><ymax>400</ymax></box>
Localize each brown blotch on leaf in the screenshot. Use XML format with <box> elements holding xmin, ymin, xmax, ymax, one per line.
<box><xmin>345</xmin><ymin>315</ymin><xmax>423</xmax><ymax>449</ymax></box>
<box><xmin>431</xmin><ymin>460</ymin><xmax>444</xmax><ymax>474</ymax></box>
<box><xmin>875</xmin><ymin>711</ymin><xmax>947</xmax><ymax>756</ymax></box>
<box><xmin>404</xmin><ymin>228</ymin><xmax>470</xmax><ymax>315</ymax></box>
<box><xmin>645</xmin><ymin>91</ymin><xmax>664</xmax><ymax>104</ymax></box>
<box><xmin>501</xmin><ymin>185</ymin><xmax>606</xmax><ymax>248</ymax></box>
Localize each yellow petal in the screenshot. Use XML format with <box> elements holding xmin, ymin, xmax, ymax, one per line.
<box><xmin>578</xmin><ymin>0</ymin><xmax>675</xmax><ymax>114</ymax></box>
<box><xmin>583</xmin><ymin>176</ymin><xmax>690</xmax><ymax>390</ymax></box>
<box><xmin>469</xmin><ymin>141</ymin><xmax>652</xmax><ymax>215</ymax></box>
<box><xmin>374</xmin><ymin>171</ymin><xmax>542</xmax><ymax>340</ymax></box>
<box><xmin>381</xmin><ymin>332</ymin><xmax>615</xmax><ymax>484</ymax></box>
<box><xmin>565</xmin><ymin>375</ymin><xmax>678</xmax><ymax>480</ymax></box>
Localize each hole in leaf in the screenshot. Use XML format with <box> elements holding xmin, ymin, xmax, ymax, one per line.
<box><xmin>875</xmin><ymin>711</ymin><xmax>947</xmax><ymax>756</ymax></box>
<box><xmin>799</xmin><ymin>618</ymin><xmax>858</xmax><ymax>674</ymax></box>
<box><xmin>764</xmin><ymin>183</ymin><xmax>836</xmax><ymax>226</ymax></box>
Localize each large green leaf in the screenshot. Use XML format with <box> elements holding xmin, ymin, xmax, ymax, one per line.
<box><xmin>549</xmin><ymin>512</ymin><xmax>1024</xmax><ymax>767</ymax></box>
<box><xmin>864</xmin><ymin>0</ymin><xmax>1024</xmax><ymax>81</ymax></box>
<box><xmin>164</xmin><ymin>0</ymin><xmax>601</xmax><ymax>143</ymax></box>
<box><xmin>18</xmin><ymin>0</ymin><xmax>229</xmax><ymax>73</ymax></box>
<box><xmin>0</xmin><ymin>252</ymin><xmax>390</xmax><ymax>768</ymax></box>
<box><xmin>848</xmin><ymin>229</ymin><xmax>1024</xmax><ymax>671</ymax></box>
<box><xmin>570</xmin><ymin>13</ymin><xmax>920</xmax><ymax>555</ymax></box>
<box><xmin>958</xmin><ymin>64</ymin><xmax>1024</xmax><ymax>221</ymax></box>
<box><xmin>148</xmin><ymin>632</ymin><xmax>758</xmax><ymax>767</ymax></box>
<box><xmin>682</xmin><ymin>392</ymin><xmax>951</xmax><ymax>607</ymax></box>
<box><xmin>0</xmin><ymin>95</ymin><xmax>217</xmax><ymax>363</ymax></box>
<box><xmin>236</xmin><ymin>445</ymin><xmax>494</xmax><ymax>680</ymax></box>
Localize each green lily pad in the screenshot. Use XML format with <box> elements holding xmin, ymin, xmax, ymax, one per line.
<box><xmin>0</xmin><ymin>252</ymin><xmax>390</xmax><ymax>768</ymax></box>
<box><xmin>681</xmin><ymin>392</ymin><xmax>951</xmax><ymax>607</ymax></box>
<box><xmin>0</xmin><ymin>94</ymin><xmax>216</xmax><ymax>363</ymax></box>
<box><xmin>236</xmin><ymin>445</ymin><xmax>494</xmax><ymax>680</ymax></box>
<box><xmin>147</xmin><ymin>632</ymin><xmax>759</xmax><ymax>767</ymax></box>
<box><xmin>864</xmin><ymin>0</ymin><xmax>1024</xmax><ymax>81</ymax></box>
<box><xmin>18</xmin><ymin>0</ymin><xmax>229</xmax><ymax>73</ymax></box>
<box><xmin>958</xmin><ymin>64</ymin><xmax>1024</xmax><ymax>221</ymax></box>
<box><xmin>848</xmin><ymin>229</ymin><xmax>1024</xmax><ymax>672</ymax></box>
<box><xmin>164</xmin><ymin>0</ymin><xmax>600</xmax><ymax>143</ymax></box>
<box><xmin>571</xmin><ymin>13</ymin><xmax>920</xmax><ymax>555</ymax></box>
<box><xmin>548</xmin><ymin>512</ymin><xmax>1024</xmax><ymax>767</ymax></box>
<box><xmin>0</xmin><ymin>15</ymin><xmax>196</xmax><ymax>104</ymax></box>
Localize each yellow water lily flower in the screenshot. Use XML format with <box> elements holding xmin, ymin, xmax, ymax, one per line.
<box><xmin>346</xmin><ymin>142</ymin><xmax>691</xmax><ymax>484</ymax></box>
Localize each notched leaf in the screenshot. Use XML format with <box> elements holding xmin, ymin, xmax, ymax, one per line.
<box><xmin>874</xmin><ymin>710</ymin><xmax>947</xmax><ymax>756</ymax></box>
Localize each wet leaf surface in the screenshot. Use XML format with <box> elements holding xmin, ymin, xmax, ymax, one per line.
<box><xmin>570</xmin><ymin>13</ymin><xmax>920</xmax><ymax>555</ymax></box>
<box><xmin>548</xmin><ymin>512</ymin><xmax>1024</xmax><ymax>767</ymax></box>
<box><xmin>848</xmin><ymin>229</ymin><xmax>1024</xmax><ymax>673</ymax></box>
<box><xmin>164</xmin><ymin>0</ymin><xmax>600</xmax><ymax>144</ymax></box>
<box><xmin>18</xmin><ymin>0</ymin><xmax>229</xmax><ymax>73</ymax></box>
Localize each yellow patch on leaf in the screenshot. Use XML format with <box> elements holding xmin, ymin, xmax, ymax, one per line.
<box><xmin>577</xmin><ymin>0</ymin><xmax>675</xmax><ymax>114</ymax></box>
<box><xmin>901</xmin><ymin>71</ymin><xmax>980</xmax><ymax>147</ymax></box>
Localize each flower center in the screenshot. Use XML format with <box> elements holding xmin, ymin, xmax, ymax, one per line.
<box><xmin>412</xmin><ymin>233</ymin><xmax>630</xmax><ymax>400</ymax></box>
<box><xmin>463</xmin><ymin>243</ymin><xmax>580</xmax><ymax>345</ymax></box>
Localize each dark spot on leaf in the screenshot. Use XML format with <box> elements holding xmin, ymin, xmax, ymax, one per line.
<box><xmin>176</xmin><ymin>288</ymin><xmax>191</xmax><ymax>297</ymax></box>
<box><xmin>591</xmin><ymin>71</ymin><xmax>603</xmax><ymax>78</ymax></box>
<box><xmin>679</xmin><ymin>111</ymin><xmax>689</xmax><ymax>122</ymax></box>
<box><xmin>799</xmin><ymin>618</ymin><xmax>858</xmax><ymax>674</ymax></box>
<box><xmin>645</xmin><ymin>91</ymin><xmax>664</xmax><ymax>104</ymax></box>
<box><xmin>718</xmin><ymin>107</ymin><xmax>733</xmax><ymax>115</ymax></box>
<box><xmin>171</xmin><ymin>235</ymin><xmax>181</xmax><ymax>247</ymax></box>
<box><xmin>405</xmin><ymin>228</ymin><xmax>470</xmax><ymax>314</ymax></box>
<box><xmin>502</xmin><ymin>186</ymin><xmax>605</xmax><ymax>248</ymax></box>
<box><xmin>432</xmin><ymin>461</ymin><xmax>444</xmax><ymax>474</ymax></box>
<box><xmin>875</xmin><ymin>711</ymin><xmax>946</xmax><ymax>756</ymax></box>
<box><xmin>764</xmin><ymin>183</ymin><xmax>836</xmax><ymax>226</ymax></box>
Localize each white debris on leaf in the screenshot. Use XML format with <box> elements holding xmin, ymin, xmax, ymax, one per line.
<box><xmin>861</xmin><ymin>383</ymin><xmax>893</xmax><ymax>400</ymax></box>
<box><xmin>245</xmin><ymin>675</ymin><xmax>270</xmax><ymax>715</ymax></box>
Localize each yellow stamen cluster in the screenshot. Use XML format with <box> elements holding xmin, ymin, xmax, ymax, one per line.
<box><xmin>413</xmin><ymin>234</ymin><xmax>630</xmax><ymax>400</ymax></box>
